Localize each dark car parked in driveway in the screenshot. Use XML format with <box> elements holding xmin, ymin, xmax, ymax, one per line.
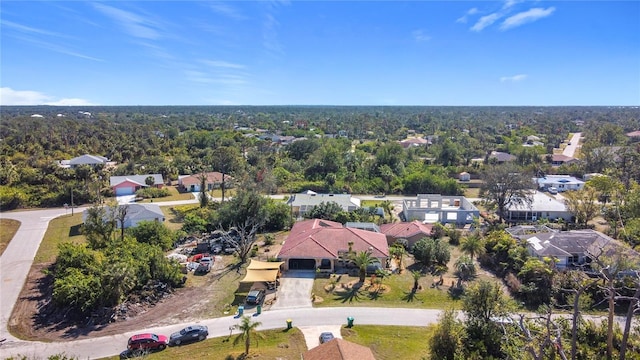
<box><xmin>245</xmin><ymin>289</ymin><xmax>265</xmax><ymax>305</ymax></box>
<box><xmin>168</xmin><ymin>325</ymin><xmax>209</xmax><ymax>346</ymax></box>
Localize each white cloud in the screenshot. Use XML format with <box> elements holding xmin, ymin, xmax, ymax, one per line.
<box><xmin>0</xmin><ymin>87</ymin><xmax>95</xmax><ymax>105</ymax></box>
<box><xmin>500</xmin><ymin>74</ymin><xmax>528</xmax><ymax>82</ymax></box>
<box><xmin>412</xmin><ymin>29</ymin><xmax>431</xmax><ymax>42</ymax></box>
<box><xmin>456</xmin><ymin>7</ymin><xmax>479</xmax><ymax>23</ymax></box>
<box><xmin>500</xmin><ymin>7</ymin><xmax>555</xmax><ymax>30</ymax></box>
<box><xmin>502</xmin><ymin>0</ymin><xmax>523</xmax><ymax>10</ymax></box>
<box><xmin>471</xmin><ymin>13</ymin><xmax>502</xmax><ymax>32</ymax></box>
<box><xmin>208</xmin><ymin>2</ymin><xmax>246</xmax><ymax>20</ymax></box>
<box><xmin>93</xmin><ymin>3</ymin><xmax>161</xmax><ymax>40</ymax></box>
<box><xmin>1</xmin><ymin>20</ymin><xmax>65</xmax><ymax>37</ymax></box>
<box><xmin>200</xmin><ymin>60</ymin><xmax>246</xmax><ymax>69</ymax></box>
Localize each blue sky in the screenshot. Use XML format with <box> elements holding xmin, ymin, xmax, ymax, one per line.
<box><xmin>1</xmin><ymin>1</ymin><xmax>638</xmax><ymax>106</ymax></box>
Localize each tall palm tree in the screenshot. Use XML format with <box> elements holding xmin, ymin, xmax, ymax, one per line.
<box><xmin>411</xmin><ymin>270</ymin><xmax>422</xmax><ymax>292</ymax></box>
<box><xmin>233</xmin><ymin>316</ymin><xmax>262</xmax><ymax>355</ymax></box>
<box><xmin>389</xmin><ymin>243</ymin><xmax>406</xmax><ymax>273</ymax></box>
<box><xmin>351</xmin><ymin>250</ymin><xmax>378</xmax><ymax>283</ymax></box>
<box><xmin>454</xmin><ymin>255</ymin><xmax>476</xmax><ymax>288</ymax></box>
<box><xmin>460</xmin><ymin>234</ymin><xmax>486</xmax><ymax>261</ymax></box>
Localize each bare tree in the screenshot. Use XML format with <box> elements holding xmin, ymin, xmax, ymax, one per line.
<box><xmin>115</xmin><ymin>204</ymin><xmax>129</xmax><ymax>241</ymax></box>
<box><xmin>564</xmin><ymin>186</ymin><xmax>600</xmax><ymax>227</ymax></box>
<box><xmin>516</xmin><ymin>307</ymin><xmax>568</xmax><ymax>360</ymax></box>
<box><xmin>480</xmin><ymin>163</ymin><xmax>534</xmax><ymax>223</ymax></box>
<box><xmin>219</xmin><ymin>219</ymin><xmax>261</xmax><ymax>264</ymax></box>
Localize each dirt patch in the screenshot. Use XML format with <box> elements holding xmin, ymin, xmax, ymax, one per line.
<box><xmin>8</xmin><ymin>230</ymin><xmax>288</xmax><ymax>342</ymax></box>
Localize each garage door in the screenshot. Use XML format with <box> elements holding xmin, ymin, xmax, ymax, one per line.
<box><xmin>115</xmin><ymin>187</ymin><xmax>134</xmax><ymax>196</ymax></box>
<box><xmin>288</xmin><ymin>259</ymin><xmax>316</xmax><ymax>270</ymax></box>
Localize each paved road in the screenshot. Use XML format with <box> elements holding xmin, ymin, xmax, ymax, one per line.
<box><xmin>562</xmin><ymin>132</ymin><xmax>582</xmax><ymax>158</ymax></box>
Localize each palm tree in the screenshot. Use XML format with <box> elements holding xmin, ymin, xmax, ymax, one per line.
<box><xmin>454</xmin><ymin>255</ymin><xmax>476</xmax><ymax>288</ymax></box>
<box><xmin>389</xmin><ymin>243</ymin><xmax>406</xmax><ymax>273</ymax></box>
<box><xmin>380</xmin><ymin>199</ymin><xmax>395</xmax><ymax>221</ymax></box>
<box><xmin>351</xmin><ymin>250</ymin><xmax>378</xmax><ymax>283</ymax></box>
<box><xmin>233</xmin><ymin>315</ymin><xmax>262</xmax><ymax>355</ymax></box>
<box><xmin>460</xmin><ymin>234</ymin><xmax>486</xmax><ymax>261</ymax></box>
<box><xmin>411</xmin><ymin>270</ymin><xmax>422</xmax><ymax>292</ymax></box>
<box><xmin>433</xmin><ymin>264</ymin><xmax>448</xmax><ymax>285</ymax></box>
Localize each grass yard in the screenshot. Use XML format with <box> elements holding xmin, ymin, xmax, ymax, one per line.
<box><xmin>102</xmin><ymin>327</ymin><xmax>307</xmax><ymax>360</ymax></box>
<box><xmin>312</xmin><ymin>270</ymin><xmax>460</xmax><ymax>309</ymax></box>
<box><xmin>139</xmin><ymin>186</ymin><xmax>195</xmax><ymax>203</ymax></box>
<box><xmin>0</xmin><ymin>218</ymin><xmax>20</xmax><ymax>256</ymax></box>
<box><xmin>34</xmin><ymin>213</ymin><xmax>86</xmax><ymax>264</ymax></box>
<box><xmin>160</xmin><ymin>205</ymin><xmax>185</xmax><ymax>231</ymax></box>
<box><xmin>463</xmin><ymin>187</ymin><xmax>480</xmax><ymax>198</ymax></box>
<box><xmin>342</xmin><ymin>325</ymin><xmax>436</xmax><ymax>360</ymax></box>
<box><xmin>99</xmin><ymin>325</ymin><xmax>437</xmax><ymax>360</ymax></box>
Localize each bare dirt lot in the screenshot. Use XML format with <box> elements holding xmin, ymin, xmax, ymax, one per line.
<box><xmin>9</xmin><ymin>236</ymin><xmax>286</xmax><ymax>342</ymax></box>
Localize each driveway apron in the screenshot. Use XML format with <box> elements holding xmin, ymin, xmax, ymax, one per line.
<box><xmin>270</xmin><ymin>270</ymin><xmax>315</xmax><ymax>309</ymax></box>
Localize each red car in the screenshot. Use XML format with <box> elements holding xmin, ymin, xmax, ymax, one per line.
<box><xmin>127</xmin><ymin>333</ymin><xmax>168</xmax><ymax>352</ymax></box>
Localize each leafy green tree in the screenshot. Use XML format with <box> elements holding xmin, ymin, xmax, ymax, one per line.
<box><xmin>429</xmin><ymin>310</ymin><xmax>465</xmax><ymax>360</ymax></box>
<box><xmin>304</xmin><ymin>201</ymin><xmax>343</xmax><ymax>221</ymax></box>
<box><xmin>83</xmin><ymin>205</ymin><xmax>116</xmax><ymax>249</ymax></box>
<box><xmin>564</xmin><ymin>185</ymin><xmax>599</xmax><ymax>227</ymax></box>
<box><xmin>233</xmin><ymin>315</ymin><xmax>263</xmax><ymax>356</ymax></box>
<box><xmin>211</xmin><ymin>146</ymin><xmax>242</xmax><ymax>202</ymax></box>
<box><xmin>413</xmin><ymin>238</ymin><xmax>450</xmax><ymax>267</ymax></box>
<box><xmin>145</xmin><ymin>176</ymin><xmax>155</xmax><ymax>187</ymax></box>
<box><xmin>263</xmin><ymin>198</ymin><xmax>293</xmax><ymax>231</ymax></box>
<box><xmin>127</xmin><ymin>220</ymin><xmax>177</xmax><ymax>251</ymax></box>
<box><xmin>198</xmin><ymin>173</ymin><xmax>209</xmax><ymax>208</ymax></box>
<box><xmin>517</xmin><ymin>258</ymin><xmax>553</xmax><ymax>307</ymax></box>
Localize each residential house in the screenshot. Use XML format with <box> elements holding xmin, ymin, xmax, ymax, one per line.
<box><xmin>402</xmin><ymin>194</ymin><xmax>479</xmax><ymax>226</ymax></box>
<box><xmin>277</xmin><ymin>219</ymin><xmax>389</xmax><ymax>271</ymax></box>
<box><xmin>507</xmin><ymin>227</ymin><xmax>639</xmax><ymax>270</ymax></box>
<box><xmin>68</xmin><ymin>154</ymin><xmax>110</xmax><ymax>168</ymax></box>
<box><xmin>399</xmin><ymin>137</ymin><xmax>430</xmax><ymax>148</ymax></box>
<box><xmin>380</xmin><ymin>221</ymin><xmax>434</xmax><ymax>248</ymax></box>
<box><xmin>626</xmin><ymin>130</ymin><xmax>640</xmax><ymax>139</ymax></box>
<box><xmin>82</xmin><ymin>203</ymin><xmax>165</xmax><ymax>229</ymax></box>
<box><xmin>505</xmin><ymin>191</ymin><xmax>573</xmax><ymax>223</ymax></box>
<box><xmin>303</xmin><ymin>338</ymin><xmax>376</xmax><ymax>360</ymax></box>
<box><xmin>287</xmin><ymin>192</ymin><xmax>361</xmax><ymax>218</ymax></box>
<box><xmin>488</xmin><ymin>151</ymin><xmax>516</xmax><ymax>163</ymax></box>
<box><xmin>550</xmin><ymin>154</ymin><xmax>579</xmax><ymax>166</ymax></box>
<box><xmin>110</xmin><ymin>174</ymin><xmax>164</xmax><ymax>196</ymax></box>
<box><xmin>178</xmin><ymin>172</ymin><xmax>234</xmax><ymax>192</ymax></box>
<box><xmin>536</xmin><ymin>175</ymin><xmax>585</xmax><ymax>192</ymax></box>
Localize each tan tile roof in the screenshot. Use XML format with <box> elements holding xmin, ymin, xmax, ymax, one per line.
<box><xmin>278</xmin><ymin>219</ymin><xmax>389</xmax><ymax>259</ymax></box>
<box><xmin>380</xmin><ymin>221</ymin><xmax>434</xmax><ymax>239</ymax></box>
<box><xmin>304</xmin><ymin>339</ymin><xmax>376</xmax><ymax>360</ymax></box>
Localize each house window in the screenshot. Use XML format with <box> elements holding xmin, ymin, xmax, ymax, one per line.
<box><xmin>320</xmin><ymin>259</ymin><xmax>332</xmax><ymax>269</ymax></box>
<box><xmin>568</xmin><ymin>255</ymin><xmax>579</xmax><ymax>265</ymax></box>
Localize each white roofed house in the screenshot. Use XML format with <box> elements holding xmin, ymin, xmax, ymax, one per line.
<box><xmin>69</xmin><ymin>154</ymin><xmax>110</xmax><ymax>168</ymax></box>
<box><xmin>82</xmin><ymin>203</ymin><xmax>165</xmax><ymax>229</ymax></box>
<box><xmin>402</xmin><ymin>194</ymin><xmax>479</xmax><ymax>226</ymax></box>
<box><xmin>505</xmin><ymin>191</ymin><xmax>573</xmax><ymax>223</ymax></box>
<box><xmin>287</xmin><ymin>192</ymin><xmax>360</xmax><ymax>218</ymax></box>
<box><xmin>536</xmin><ymin>175</ymin><xmax>585</xmax><ymax>192</ymax></box>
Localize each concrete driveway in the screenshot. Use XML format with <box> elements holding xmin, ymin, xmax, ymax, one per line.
<box><xmin>299</xmin><ymin>325</ymin><xmax>343</xmax><ymax>349</ymax></box>
<box><xmin>270</xmin><ymin>270</ymin><xmax>315</xmax><ymax>309</ymax></box>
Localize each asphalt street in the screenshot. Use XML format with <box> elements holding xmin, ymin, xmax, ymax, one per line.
<box><xmin>562</xmin><ymin>132</ymin><xmax>582</xmax><ymax>158</ymax></box>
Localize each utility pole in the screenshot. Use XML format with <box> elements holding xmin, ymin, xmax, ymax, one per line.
<box><xmin>71</xmin><ymin>186</ymin><xmax>74</xmax><ymax>216</ymax></box>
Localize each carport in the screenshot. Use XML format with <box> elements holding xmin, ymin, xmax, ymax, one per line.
<box><xmin>288</xmin><ymin>258</ymin><xmax>316</xmax><ymax>270</ymax></box>
<box><xmin>240</xmin><ymin>259</ymin><xmax>283</xmax><ymax>283</ymax></box>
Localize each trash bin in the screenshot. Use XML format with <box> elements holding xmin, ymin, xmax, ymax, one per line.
<box><xmin>238</xmin><ymin>306</ymin><xmax>244</xmax><ymax>316</ymax></box>
<box><xmin>347</xmin><ymin>316</ymin><xmax>354</xmax><ymax>328</ymax></box>
<box><xmin>256</xmin><ymin>305</ymin><xmax>262</xmax><ymax>315</ymax></box>
<box><xmin>286</xmin><ymin>319</ymin><xmax>292</xmax><ymax>330</ymax></box>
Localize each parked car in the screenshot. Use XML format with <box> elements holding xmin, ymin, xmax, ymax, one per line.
<box><xmin>195</xmin><ymin>257</ymin><xmax>213</xmax><ymax>274</ymax></box>
<box><xmin>548</xmin><ymin>187</ymin><xmax>558</xmax><ymax>195</ymax></box>
<box><xmin>168</xmin><ymin>325</ymin><xmax>209</xmax><ymax>346</ymax></box>
<box><xmin>319</xmin><ymin>332</ymin><xmax>335</xmax><ymax>344</ymax></box>
<box><xmin>127</xmin><ymin>333</ymin><xmax>168</xmax><ymax>352</ymax></box>
<box><xmin>245</xmin><ymin>289</ymin><xmax>265</xmax><ymax>305</ymax></box>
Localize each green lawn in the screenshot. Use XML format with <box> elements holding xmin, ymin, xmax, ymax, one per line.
<box><xmin>138</xmin><ymin>186</ymin><xmax>195</xmax><ymax>203</ymax></box>
<box><xmin>34</xmin><ymin>213</ymin><xmax>86</xmax><ymax>264</ymax></box>
<box><xmin>342</xmin><ymin>325</ymin><xmax>436</xmax><ymax>360</ymax></box>
<box><xmin>98</xmin><ymin>325</ymin><xmax>437</xmax><ymax>360</ymax></box>
<box><xmin>0</xmin><ymin>218</ymin><xmax>21</xmax><ymax>256</ymax></box>
<box><xmin>312</xmin><ymin>270</ymin><xmax>461</xmax><ymax>309</ymax></box>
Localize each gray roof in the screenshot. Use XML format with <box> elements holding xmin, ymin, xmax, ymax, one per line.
<box><xmin>123</xmin><ymin>203</ymin><xmax>164</xmax><ymax>221</ymax></box>
<box><xmin>537</xmin><ymin>175</ymin><xmax>584</xmax><ymax>187</ymax></box>
<box><xmin>507</xmin><ymin>191</ymin><xmax>568</xmax><ymax>212</ymax></box>
<box><xmin>110</xmin><ymin>174</ymin><xmax>164</xmax><ymax>187</ymax></box>
<box><xmin>69</xmin><ymin>154</ymin><xmax>109</xmax><ymax>166</ymax></box>
<box><xmin>489</xmin><ymin>151</ymin><xmax>516</xmax><ymax>162</ymax></box>
<box><xmin>526</xmin><ymin>230</ymin><xmax>635</xmax><ymax>260</ymax></box>
<box><xmin>287</xmin><ymin>192</ymin><xmax>360</xmax><ymax>211</ymax></box>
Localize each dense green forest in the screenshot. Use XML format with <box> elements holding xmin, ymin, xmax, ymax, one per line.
<box><xmin>0</xmin><ymin>105</ymin><xmax>638</xmax><ymax>210</ymax></box>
